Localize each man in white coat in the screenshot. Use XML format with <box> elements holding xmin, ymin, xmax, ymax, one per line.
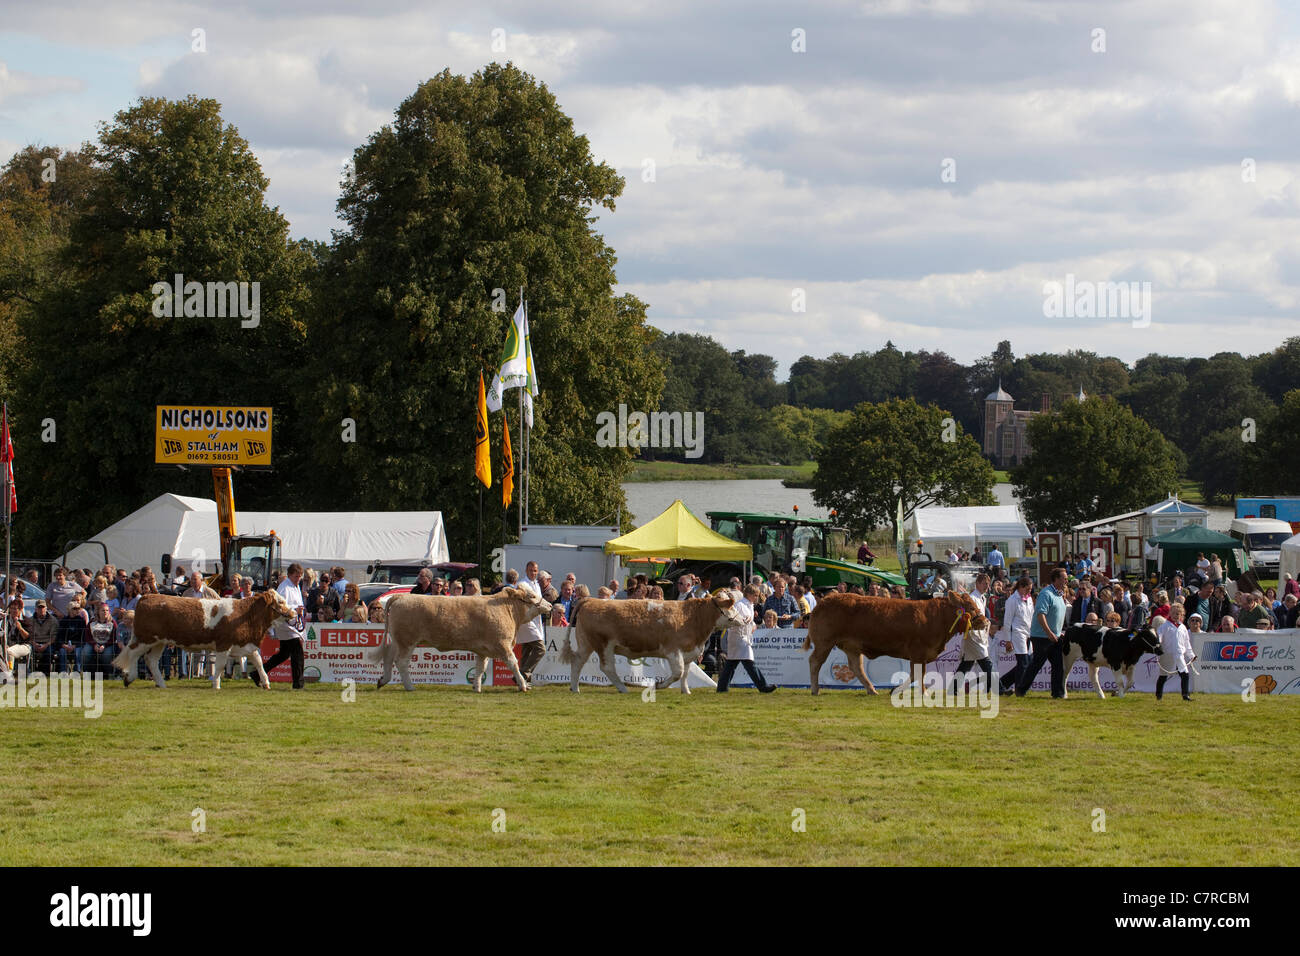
<box><xmin>951</xmin><ymin>572</ymin><xmax>994</xmax><ymax>694</ymax></box>
<box><xmin>515</xmin><ymin>561</ymin><xmax>546</xmax><ymax>686</ymax></box>
<box><xmin>1155</xmin><ymin>604</ymin><xmax>1194</xmax><ymax>701</ymax></box>
<box><xmin>715</xmin><ymin>585</ymin><xmax>776</xmax><ymax>693</ymax></box>
<box><xmin>263</xmin><ymin>562</ymin><xmax>307</xmax><ymax>689</ymax></box>
<box><xmin>997</xmin><ymin>576</ymin><xmax>1036</xmax><ymax>695</ymax></box>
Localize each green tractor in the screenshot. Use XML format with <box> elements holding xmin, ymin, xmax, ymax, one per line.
<box><xmin>663</xmin><ymin>511</ymin><xmax>907</xmax><ymax>592</ymax></box>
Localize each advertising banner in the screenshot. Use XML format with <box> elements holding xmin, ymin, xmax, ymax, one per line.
<box><xmin>155</xmin><ymin>405</ymin><xmax>272</xmax><ymax>466</ymax></box>
<box><xmin>491</xmin><ymin>628</ymin><xmax>715</xmax><ymax>690</ymax></box>
<box><xmin>1192</xmin><ymin>628</ymin><xmax>1300</xmax><ymax>696</ymax></box>
<box><xmin>260</xmin><ymin>623</ymin><xmax>490</xmax><ymax>689</ymax></box>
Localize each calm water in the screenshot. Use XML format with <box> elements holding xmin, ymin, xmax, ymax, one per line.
<box><xmin>621</xmin><ymin>480</ymin><xmax>1233</xmax><ymax>531</ymax></box>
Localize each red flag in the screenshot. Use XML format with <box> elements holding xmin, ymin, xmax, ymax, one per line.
<box><xmin>1</xmin><ymin>404</ymin><xmax>14</xmax><ymax>514</ymax></box>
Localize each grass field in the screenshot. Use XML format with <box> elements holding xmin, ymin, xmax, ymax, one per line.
<box><xmin>2</xmin><ymin>680</ymin><xmax>1297</xmax><ymax>867</ymax></box>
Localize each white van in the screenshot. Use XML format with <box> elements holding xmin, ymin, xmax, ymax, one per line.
<box><xmin>1228</xmin><ymin>518</ymin><xmax>1293</xmax><ymax>575</ymax></box>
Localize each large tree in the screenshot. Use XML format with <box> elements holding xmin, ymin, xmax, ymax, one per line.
<box><xmin>308</xmin><ymin>64</ymin><xmax>663</xmax><ymax>556</ymax></box>
<box><xmin>12</xmin><ymin>96</ymin><xmax>314</xmax><ymax>555</ymax></box>
<box><xmin>1012</xmin><ymin>397</ymin><xmax>1180</xmax><ymax>531</ymax></box>
<box><xmin>811</xmin><ymin>398</ymin><xmax>996</xmax><ymax>542</ymax></box>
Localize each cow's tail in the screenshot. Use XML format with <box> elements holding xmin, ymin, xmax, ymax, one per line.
<box><xmin>801</xmin><ymin>603</ymin><xmax>818</xmax><ymax>652</ymax></box>
<box><xmin>111</xmin><ymin>645</ymin><xmax>133</xmax><ymax>674</ymax></box>
<box><xmin>367</xmin><ymin>614</ymin><xmax>391</xmax><ymax>665</ymax></box>
<box><xmin>558</xmin><ymin>598</ymin><xmax>583</xmax><ymax>664</ymax></box>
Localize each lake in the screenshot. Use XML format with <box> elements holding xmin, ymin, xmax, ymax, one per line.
<box><xmin>621</xmin><ymin>480</ymin><xmax>1234</xmax><ymax>531</ymax></box>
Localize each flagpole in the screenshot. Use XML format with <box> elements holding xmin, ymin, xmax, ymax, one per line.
<box><xmin>517</xmin><ymin>388</ymin><xmax>524</xmax><ymax>539</ymax></box>
<box><xmin>524</xmin><ymin>296</ymin><xmax>530</xmax><ymax>527</ymax></box>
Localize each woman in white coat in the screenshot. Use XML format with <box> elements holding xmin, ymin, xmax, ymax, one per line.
<box><xmin>1155</xmin><ymin>604</ymin><xmax>1195</xmax><ymax>701</ymax></box>
<box><xmin>997</xmin><ymin>576</ymin><xmax>1035</xmax><ymax>695</ymax></box>
<box><xmin>715</xmin><ymin>585</ymin><xmax>776</xmax><ymax>693</ymax></box>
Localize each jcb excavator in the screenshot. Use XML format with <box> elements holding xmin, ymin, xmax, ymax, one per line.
<box><xmin>162</xmin><ymin>467</ymin><xmax>282</xmax><ymax>593</ymax></box>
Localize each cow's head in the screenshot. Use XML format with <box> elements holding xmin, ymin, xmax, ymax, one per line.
<box><xmin>507</xmin><ymin>586</ymin><xmax>552</xmax><ymax>622</ymax></box>
<box><xmin>1132</xmin><ymin>627</ymin><xmax>1161</xmax><ymax>655</ymax></box>
<box><xmin>258</xmin><ymin>590</ymin><xmax>296</xmax><ymax>619</ymax></box>
<box><xmin>944</xmin><ymin>591</ymin><xmax>989</xmax><ymax>631</ymax></box>
<box><xmin>710</xmin><ymin>589</ymin><xmax>749</xmax><ymax>629</ymax></box>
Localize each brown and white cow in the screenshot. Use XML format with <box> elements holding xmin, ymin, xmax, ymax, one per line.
<box><xmin>113</xmin><ymin>591</ymin><xmax>296</xmax><ymax>690</ymax></box>
<box><xmin>559</xmin><ymin>593</ymin><xmax>748</xmax><ymax>694</ymax></box>
<box><xmin>374</xmin><ymin>587</ymin><xmax>552</xmax><ymax>692</ymax></box>
<box><xmin>802</xmin><ymin>591</ymin><xmax>988</xmax><ymax>694</ymax></box>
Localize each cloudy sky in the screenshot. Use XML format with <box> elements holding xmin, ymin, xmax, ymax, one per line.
<box><xmin>2</xmin><ymin>0</ymin><xmax>1298</xmax><ymax>374</ymax></box>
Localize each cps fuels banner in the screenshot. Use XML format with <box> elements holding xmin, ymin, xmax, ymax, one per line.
<box><xmin>1193</xmin><ymin>628</ymin><xmax>1300</xmax><ymax>695</ymax></box>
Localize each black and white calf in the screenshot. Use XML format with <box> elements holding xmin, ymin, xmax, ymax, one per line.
<box><xmin>1060</xmin><ymin>625</ymin><xmax>1162</xmax><ymax>699</ymax></box>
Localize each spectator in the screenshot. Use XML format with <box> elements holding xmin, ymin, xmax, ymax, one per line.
<box><xmin>28</xmin><ymin>599</ymin><xmax>62</xmax><ymax>673</ymax></box>
<box><xmin>368</xmin><ymin>600</ymin><xmax>385</xmax><ymax>624</ymax></box>
<box><xmin>431</xmin><ymin>576</ymin><xmax>447</xmax><ymax>595</ymax></box>
<box><xmin>1069</xmin><ymin>581</ymin><xmax>1096</xmax><ymax>624</ymax></box>
<box><xmin>857</xmin><ymin>541</ymin><xmax>876</xmax><ymax>565</ymax></box>
<box><xmin>790</xmin><ymin>584</ymin><xmax>812</xmax><ymax>621</ymax></box>
<box><xmin>25</xmin><ymin>569</ymin><xmax>40</xmax><ymax>586</ymax></box>
<box><xmin>1281</xmin><ymin>594</ymin><xmax>1298</xmax><ymax>629</ymax></box>
<box><xmin>549</xmin><ymin>603</ymin><xmax>568</xmax><ymax>627</ymax></box>
<box><xmin>341</xmin><ymin>583</ymin><xmax>363</xmax><ymax>621</ymax></box>
<box><xmin>1208</xmin><ymin>553</ymin><xmax>1223</xmax><ymax>584</ymax></box>
<box><xmin>329</xmin><ymin>566</ymin><xmax>349</xmax><ymax>598</ymax></box>
<box><xmin>450</xmin><ymin>580</ymin><xmax>464</xmax><ymax>596</ymax></box>
<box><xmin>558</xmin><ymin>580</ymin><xmax>575</xmax><ymax>619</ymax></box>
<box><xmin>79</xmin><ymin>602</ymin><xmax>119</xmax><ymax>674</ymax></box>
<box><xmin>1187</xmin><ymin>612</ymin><xmax>1204</xmax><ymax>635</ymax></box>
<box><xmin>1097</xmin><ymin>587</ymin><xmax>1114</xmax><ymax>622</ymax></box>
<box><xmin>597</xmin><ymin>586</ymin><xmax>613</xmax><ymax>599</ymax></box>
<box><xmin>801</xmin><ymin>577</ymin><xmax>818</xmax><ymax>613</ymax></box>
<box><xmin>762</xmin><ymin>609</ymin><xmax>778</xmax><ymax>628</ymax></box>
<box><xmin>463</xmin><ymin>578</ymin><xmax>482</xmax><ymax>596</ymax></box>
<box><xmin>647</xmin><ymin>585</ymin><xmax>664</xmax><ymax>600</ymax></box>
<box><xmin>1149</xmin><ymin>590</ymin><xmax>1171</xmax><ymax>623</ymax></box>
<box><xmin>4</xmin><ymin>597</ymin><xmax>29</xmax><ymax>655</ymax></box>
<box><xmin>57</xmin><ymin>596</ymin><xmax>89</xmax><ymax>672</ymax></box>
<box><xmin>349</xmin><ymin>602</ymin><xmax>369</xmax><ymax>624</ymax></box>
<box><xmin>716</xmin><ymin>584</ymin><xmax>776</xmax><ymax>693</ymax></box>
<box><xmin>505</xmin><ymin>569</ymin><xmax>520</xmax><ymax>587</ymax></box>
<box><xmin>410</xmin><ymin>568</ymin><xmax>434</xmax><ymax>595</ymax></box>
<box><xmin>1238</xmin><ymin>593</ymin><xmax>1271</xmax><ymax>630</ymax></box>
<box><xmin>46</xmin><ymin>567</ymin><xmax>84</xmax><ymax>620</ymax></box>
<box><xmin>237</xmin><ymin>577</ymin><xmax>254</xmax><ymax>600</ymax></box>
<box><xmin>674</xmin><ymin>575</ymin><xmax>694</xmax><ymax>600</ymax></box>
<box><xmin>1284</xmin><ymin>573</ymin><xmax>1300</xmax><ymax>601</ymax></box>
<box><xmin>1218</xmin><ymin>614</ymin><xmax>1237</xmax><ymax>633</ymax></box>
<box><xmin>761</xmin><ymin>578</ymin><xmax>799</xmax><ymax>628</ymax></box>
<box><xmin>306</xmin><ymin>571</ymin><xmax>333</xmax><ymax>620</ymax></box>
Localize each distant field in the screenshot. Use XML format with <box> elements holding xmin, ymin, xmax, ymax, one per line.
<box><xmin>1</xmin><ymin>681</ymin><xmax>1296</xmax><ymax>866</ymax></box>
<box><xmin>626</xmin><ymin>460</ymin><xmax>815</xmax><ymax>482</ymax></box>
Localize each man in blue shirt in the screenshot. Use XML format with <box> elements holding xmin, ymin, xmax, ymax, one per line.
<box><xmin>1015</xmin><ymin>567</ymin><xmax>1069</xmax><ymax>698</ymax></box>
<box><xmin>986</xmin><ymin>545</ymin><xmax>1004</xmax><ymax>570</ymax></box>
<box><xmin>761</xmin><ymin>578</ymin><xmax>799</xmax><ymax>628</ymax></box>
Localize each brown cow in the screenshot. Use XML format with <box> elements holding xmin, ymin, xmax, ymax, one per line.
<box><xmin>113</xmin><ymin>591</ymin><xmax>295</xmax><ymax>690</ymax></box>
<box><xmin>559</xmin><ymin>593</ymin><xmax>747</xmax><ymax>694</ymax></box>
<box><xmin>375</xmin><ymin>587</ymin><xmax>552</xmax><ymax>692</ymax></box>
<box><xmin>802</xmin><ymin>591</ymin><xmax>988</xmax><ymax>694</ymax></box>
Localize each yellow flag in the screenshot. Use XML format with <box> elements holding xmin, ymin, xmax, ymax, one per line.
<box><xmin>502</xmin><ymin>413</ymin><xmax>514</xmax><ymax>509</ymax></box>
<box><xmin>475</xmin><ymin>372</ymin><xmax>491</xmax><ymax>488</ymax></box>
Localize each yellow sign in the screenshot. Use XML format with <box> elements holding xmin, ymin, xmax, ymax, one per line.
<box><xmin>155</xmin><ymin>406</ymin><xmax>272</xmax><ymax>466</ymax></box>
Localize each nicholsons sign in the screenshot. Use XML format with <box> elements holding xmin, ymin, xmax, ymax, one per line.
<box><xmin>155</xmin><ymin>405</ymin><xmax>272</xmax><ymax>467</ymax></box>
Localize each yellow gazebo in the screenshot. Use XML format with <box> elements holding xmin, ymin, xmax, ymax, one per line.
<box><xmin>604</xmin><ymin>500</ymin><xmax>753</xmax><ymax>565</ymax></box>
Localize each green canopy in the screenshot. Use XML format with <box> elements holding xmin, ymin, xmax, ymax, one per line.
<box><xmin>1146</xmin><ymin>525</ymin><xmax>1246</xmax><ymax>578</ymax></box>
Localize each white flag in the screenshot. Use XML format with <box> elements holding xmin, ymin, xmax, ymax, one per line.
<box><xmin>522</xmin><ymin>308</ymin><xmax>539</xmax><ymax>427</ymax></box>
<box><xmin>486</xmin><ymin>300</ymin><xmax>528</xmax><ymax>413</ymax></box>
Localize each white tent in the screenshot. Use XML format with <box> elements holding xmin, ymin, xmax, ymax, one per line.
<box><xmin>63</xmin><ymin>494</ymin><xmax>449</xmax><ymax>579</ymax></box>
<box><xmin>910</xmin><ymin>505</ymin><xmax>1031</xmax><ymax>558</ymax></box>
<box><xmin>1281</xmin><ymin>533</ymin><xmax>1300</xmax><ymax>587</ymax></box>
<box><xmin>64</xmin><ymin>494</ymin><xmax>216</xmax><ymax>576</ymax></box>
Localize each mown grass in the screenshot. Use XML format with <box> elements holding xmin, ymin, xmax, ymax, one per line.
<box><xmin>625</xmin><ymin>460</ymin><xmax>816</xmax><ymax>483</ymax></box>
<box><xmin>2</xmin><ymin>680</ymin><xmax>1296</xmax><ymax>866</ymax></box>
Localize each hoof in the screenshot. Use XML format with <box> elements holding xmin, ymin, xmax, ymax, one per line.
<box><xmin>123</xmin><ymin>674</ymin><xmax>134</xmax><ymax>688</ymax></box>
<box><xmin>376</xmin><ymin>677</ymin><xmax>388</xmax><ymax>689</ymax></box>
